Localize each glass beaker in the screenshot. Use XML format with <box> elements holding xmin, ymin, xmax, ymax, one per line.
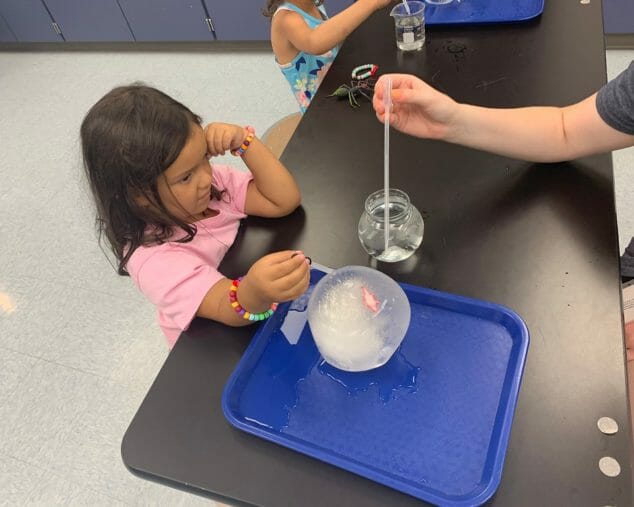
<box><xmin>358</xmin><ymin>188</ymin><xmax>424</xmax><ymax>263</ymax></box>
<box><xmin>390</xmin><ymin>1</ymin><xmax>426</xmax><ymax>51</ymax></box>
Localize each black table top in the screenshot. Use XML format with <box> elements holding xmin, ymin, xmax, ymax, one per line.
<box><xmin>122</xmin><ymin>1</ymin><xmax>633</xmax><ymax>505</ymax></box>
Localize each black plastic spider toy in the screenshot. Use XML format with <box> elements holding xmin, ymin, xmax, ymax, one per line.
<box><xmin>328</xmin><ymin>78</ymin><xmax>376</xmax><ymax>109</ymax></box>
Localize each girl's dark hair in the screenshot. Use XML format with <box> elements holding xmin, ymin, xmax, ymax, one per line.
<box><xmin>263</xmin><ymin>0</ymin><xmax>286</xmax><ymax>18</ymax></box>
<box><xmin>80</xmin><ymin>84</ymin><xmax>223</xmax><ymax>276</ymax></box>
<box><xmin>263</xmin><ymin>0</ymin><xmax>324</xmax><ymax>18</ymax></box>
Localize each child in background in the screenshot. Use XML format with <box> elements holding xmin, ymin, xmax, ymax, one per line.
<box><xmin>264</xmin><ymin>0</ymin><xmax>395</xmax><ymax>112</ymax></box>
<box><xmin>81</xmin><ymin>85</ymin><xmax>310</xmax><ymax>348</ymax></box>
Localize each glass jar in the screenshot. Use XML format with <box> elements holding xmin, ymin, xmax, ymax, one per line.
<box><xmin>358</xmin><ymin>188</ymin><xmax>424</xmax><ymax>263</ymax></box>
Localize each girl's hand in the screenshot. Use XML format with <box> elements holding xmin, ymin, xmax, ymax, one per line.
<box><xmin>196</xmin><ymin>251</ymin><xmax>309</xmax><ymax>326</ymax></box>
<box><xmin>204</xmin><ymin>122</ymin><xmax>246</xmax><ymax>157</ymax></box>
<box><xmin>373</xmin><ymin>73</ymin><xmax>460</xmax><ymax>141</ymax></box>
<box><xmin>239</xmin><ymin>251</ymin><xmax>311</xmax><ymax>309</ymax></box>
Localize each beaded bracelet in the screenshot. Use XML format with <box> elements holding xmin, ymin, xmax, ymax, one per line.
<box><xmin>351</xmin><ymin>63</ymin><xmax>378</xmax><ymax>80</ymax></box>
<box><xmin>231</xmin><ymin>125</ymin><xmax>255</xmax><ymax>157</ymax></box>
<box><xmin>229</xmin><ymin>276</ymin><xmax>278</xmax><ymax>321</ymax></box>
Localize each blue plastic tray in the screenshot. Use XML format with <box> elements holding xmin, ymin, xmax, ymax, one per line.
<box><xmin>222</xmin><ymin>268</ymin><xmax>529</xmax><ymax>506</ymax></box>
<box><xmin>425</xmin><ymin>0</ymin><xmax>544</xmax><ymax>25</ymax></box>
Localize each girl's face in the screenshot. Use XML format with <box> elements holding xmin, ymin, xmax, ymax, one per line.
<box><xmin>157</xmin><ymin>124</ymin><xmax>213</xmax><ymax>221</ymax></box>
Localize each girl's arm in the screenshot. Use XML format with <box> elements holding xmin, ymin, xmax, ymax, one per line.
<box><xmin>241</xmin><ymin>135</ymin><xmax>301</xmax><ymax>217</ymax></box>
<box><xmin>373</xmin><ymin>74</ymin><xmax>634</xmax><ymax>163</ymax></box>
<box><xmin>196</xmin><ymin>251</ymin><xmax>310</xmax><ymax>326</ymax></box>
<box><xmin>275</xmin><ymin>0</ymin><xmax>394</xmax><ymax>56</ymax></box>
<box><xmin>205</xmin><ymin>123</ymin><xmax>301</xmax><ymax>217</ymax></box>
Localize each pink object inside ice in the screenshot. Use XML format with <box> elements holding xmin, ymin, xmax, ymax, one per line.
<box><xmin>361</xmin><ymin>286</ymin><xmax>380</xmax><ymax>313</ymax></box>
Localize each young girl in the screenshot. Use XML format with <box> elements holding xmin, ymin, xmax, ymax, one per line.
<box><xmin>81</xmin><ymin>85</ymin><xmax>310</xmax><ymax>348</ymax></box>
<box><xmin>265</xmin><ymin>0</ymin><xmax>395</xmax><ymax>112</ymax></box>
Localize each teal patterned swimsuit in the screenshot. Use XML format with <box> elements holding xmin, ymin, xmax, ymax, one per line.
<box><xmin>275</xmin><ymin>3</ymin><xmax>339</xmax><ymax>113</ymax></box>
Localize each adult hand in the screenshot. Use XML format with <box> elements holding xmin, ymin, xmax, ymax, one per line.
<box><xmin>373</xmin><ymin>73</ymin><xmax>460</xmax><ymax>141</ymax></box>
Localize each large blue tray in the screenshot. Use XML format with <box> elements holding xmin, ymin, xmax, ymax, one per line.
<box><xmin>222</xmin><ymin>268</ymin><xmax>529</xmax><ymax>506</ymax></box>
<box><xmin>425</xmin><ymin>0</ymin><xmax>544</xmax><ymax>25</ymax></box>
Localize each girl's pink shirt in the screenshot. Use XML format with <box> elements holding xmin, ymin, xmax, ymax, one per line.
<box><xmin>127</xmin><ymin>165</ymin><xmax>253</xmax><ymax>348</ymax></box>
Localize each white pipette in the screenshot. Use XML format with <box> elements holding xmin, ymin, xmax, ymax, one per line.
<box><xmin>384</xmin><ymin>77</ymin><xmax>392</xmax><ymax>256</ymax></box>
<box><xmin>401</xmin><ymin>0</ymin><xmax>411</xmax><ymax>14</ymax></box>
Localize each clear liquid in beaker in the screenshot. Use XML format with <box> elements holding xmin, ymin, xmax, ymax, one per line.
<box><xmin>366</xmin><ymin>201</ymin><xmax>421</xmax><ymax>262</ymax></box>
<box><xmin>395</xmin><ymin>16</ymin><xmax>425</xmax><ymax>51</ymax></box>
<box><xmin>358</xmin><ymin>189</ymin><xmax>424</xmax><ymax>263</ymax></box>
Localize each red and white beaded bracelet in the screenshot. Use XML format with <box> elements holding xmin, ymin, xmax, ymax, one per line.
<box><xmin>351</xmin><ymin>64</ymin><xmax>378</xmax><ymax>80</ymax></box>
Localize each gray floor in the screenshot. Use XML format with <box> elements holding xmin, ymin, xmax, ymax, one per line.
<box><xmin>0</xmin><ymin>47</ymin><xmax>632</xmax><ymax>505</ymax></box>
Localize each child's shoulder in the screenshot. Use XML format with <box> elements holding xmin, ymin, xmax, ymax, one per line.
<box><xmin>126</xmin><ymin>239</ymin><xmax>218</xmax><ymax>297</ymax></box>
<box><xmin>129</xmin><ymin>229</ymin><xmax>217</xmax><ymax>277</ymax></box>
<box><xmin>127</xmin><ymin>240</ymin><xmax>189</xmax><ymax>275</ymax></box>
<box><xmin>212</xmin><ymin>163</ymin><xmax>253</xmax><ymax>192</ymax></box>
<box><xmin>272</xmin><ymin>5</ymin><xmax>305</xmax><ymax>26</ymax></box>
<box><xmin>271</xmin><ymin>3</ymin><xmax>295</xmax><ymax>16</ymax></box>
<box><xmin>211</xmin><ymin>163</ymin><xmax>240</xmax><ymax>180</ymax></box>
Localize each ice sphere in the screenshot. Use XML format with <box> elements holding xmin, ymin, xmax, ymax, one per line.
<box><xmin>307</xmin><ymin>266</ymin><xmax>411</xmax><ymax>372</ymax></box>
